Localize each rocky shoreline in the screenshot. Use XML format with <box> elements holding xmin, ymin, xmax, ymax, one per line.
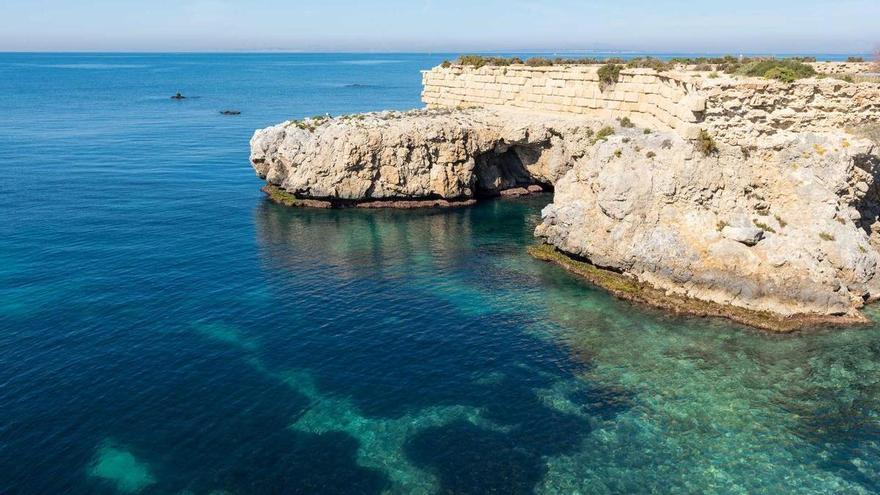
<box><xmin>250</xmin><ymin>63</ymin><xmax>880</xmax><ymax>331</ymax></box>
<box><xmin>528</xmin><ymin>244</ymin><xmax>869</xmax><ymax>332</ymax></box>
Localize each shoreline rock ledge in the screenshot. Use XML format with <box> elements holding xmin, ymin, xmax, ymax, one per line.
<box><xmin>250</xmin><ymin>63</ymin><xmax>880</xmax><ymax>331</ymax></box>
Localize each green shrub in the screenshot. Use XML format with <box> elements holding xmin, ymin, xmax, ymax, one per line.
<box><xmin>597</xmin><ymin>63</ymin><xmax>622</xmax><ymax>86</ymax></box>
<box><xmin>626</xmin><ymin>57</ymin><xmax>671</xmax><ymax>72</ymax></box>
<box><xmin>696</xmin><ymin>129</ymin><xmax>718</xmax><ymax>156</ymax></box>
<box><xmin>525</xmin><ymin>57</ymin><xmax>554</xmax><ymax>67</ymax></box>
<box><xmin>819</xmin><ymin>232</ymin><xmax>835</xmax><ymax>241</ymax></box>
<box><xmin>618</xmin><ymin>116</ymin><xmax>635</xmax><ymax>128</ymax></box>
<box><xmin>646</xmin><ymin>151</ymin><xmax>656</xmax><ymax>159</ymax></box>
<box><xmin>721</xmin><ymin>62</ymin><xmax>742</xmax><ymax>74</ymax></box>
<box><xmin>737</xmin><ymin>60</ymin><xmax>816</xmax><ymax>82</ymax></box>
<box><xmin>455</xmin><ymin>55</ymin><xmax>516</xmax><ymax>68</ymax></box>
<box><xmin>847</xmin><ymin>56</ymin><xmax>865</xmax><ymax>62</ymax></box>
<box><xmin>595</xmin><ymin>126</ymin><xmax>615</xmax><ymax>141</ymax></box>
<box><xmin>643</xmin><ymin>128</ymin><xmax>652</xmax><ymax>134</ymax></box>
<box><xmin>441</xmin><ymin>60</ymin><xmax>451</xmax><ymax>68</ymax></box>
<box><xmin>762</xmin><ymin>67</ymin><xmax>800</xmax><ymax>83</ymax></box>
<box><xmin>613</xmin><ymin>149</ymin><xmax>622</xmax><ymax>158</ymax></box>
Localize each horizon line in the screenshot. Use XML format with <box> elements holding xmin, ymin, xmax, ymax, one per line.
<box><xmin>0</xmin><ymin>49</ymin><xmax>874</xmax><ymax>56</ymax></box>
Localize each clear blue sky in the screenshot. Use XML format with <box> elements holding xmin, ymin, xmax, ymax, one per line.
<box><xmin>1</xmin><ymin>0</ymin><xmax>878</xmax><ymax>53</ymax></box>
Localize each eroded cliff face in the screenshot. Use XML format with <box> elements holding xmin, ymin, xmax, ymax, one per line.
<box><xmin>250</xmin><ymin>109</ymin><xmax>594</xmax><ymax>205</ymax></box>
<box><xmin>535</xmin><ymin>129</ymin><xmax>880</xmax><ymax>326</ymax></box>
<box><xmin>249</xmin><ymin>69</ymin><xmax>880</xmax><ymax>330</ymax></box>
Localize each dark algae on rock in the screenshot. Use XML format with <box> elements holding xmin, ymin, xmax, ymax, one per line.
<box><xmin>528</xmin><ymin>243</ymin><xmax>869</xmax><ymax>333</ymax></box>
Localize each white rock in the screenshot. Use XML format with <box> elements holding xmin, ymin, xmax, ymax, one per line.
<box><xmin>721</xmin><ymin>226</ymin><xmax>764</xmax><ymax>246</ymax></box>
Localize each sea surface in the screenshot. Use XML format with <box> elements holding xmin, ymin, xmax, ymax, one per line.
<box><xmin>1</xmin><ymin>52</ymin><xmax>879</xmax><ymax>494</ymax></box>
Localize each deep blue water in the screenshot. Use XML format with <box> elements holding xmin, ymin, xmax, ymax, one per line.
<box><xmin>1</xmin><ymin>53</ymin><xmax>880</xmax><ymax>495</ymax></box>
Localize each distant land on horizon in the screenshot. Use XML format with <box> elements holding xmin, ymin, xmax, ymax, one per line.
<box><xmin>0</xmin><ymin>50</ymin><xmax>874</xmax><ymax>60</ymax></box>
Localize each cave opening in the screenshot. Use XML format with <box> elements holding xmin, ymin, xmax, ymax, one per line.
<box><xmin>473</xmin><ymin>145</ymin><xmax>553</xmax><ymax>198</ymax></box>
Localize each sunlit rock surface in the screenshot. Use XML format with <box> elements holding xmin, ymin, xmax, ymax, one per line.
<box><xmin>250</xmin><ymin>109</ymin><xmax>594</xmax><ymax>203</ymax></box>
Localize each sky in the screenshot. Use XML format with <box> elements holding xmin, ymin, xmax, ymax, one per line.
<box><xmin>1</xmin><ymin>0</ymin><xmax>878</xmax><ymax>53</ymax></box>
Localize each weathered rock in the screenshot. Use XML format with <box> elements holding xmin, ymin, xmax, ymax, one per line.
<box><xmin>250</xmin><ymin>63</ymin><xmax>880</xmax><ymax>330</ymax></box>
<box><xmin>721</xmin><ymin>226</ymin><xmax>764</xmax><ymax>246</ymax></box>
<box><xmin>250</xmin><ymin>109</ymin><xmax>593</xmax><ymax>204</ymax></box>
<box><xmin>535</xmin><ymin>130</ymin><xmax>880</xmax><ymax>327</ymax></box>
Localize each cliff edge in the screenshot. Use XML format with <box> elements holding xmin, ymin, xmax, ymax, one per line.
<box><xmin>250</xmin><ymin>62</ymin><xmax>880</xmax><ymax>331</ymax></box>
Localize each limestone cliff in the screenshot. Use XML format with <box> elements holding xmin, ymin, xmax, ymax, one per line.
<box><xmin>250</xmin><ymin>64</ymin><xmax>880</xmax><ymax>330</ymax></box>
<box><xmin>251</xmin><ymin>109</ymin><xmax>594</xmax><ymax>205</ymax></box>
<box><xmin>534</xmin><ymin>128</ymin><xmax>880</xmax><ymax>329</ymax></box>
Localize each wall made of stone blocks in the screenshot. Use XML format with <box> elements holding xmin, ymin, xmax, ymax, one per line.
<box><xmin>422</xmin><ymin>65</ymin><xmax>880</xmax><ymax>146</ymax></box>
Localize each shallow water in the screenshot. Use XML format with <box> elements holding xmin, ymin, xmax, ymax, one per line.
<box><xmin>1</xmin><ymin>53</ymin><xmax>879</xmax><ymax>494</ymax></box>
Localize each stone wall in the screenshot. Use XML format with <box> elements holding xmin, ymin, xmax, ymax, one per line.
<box><xmin>422</xmin><ymin>65</ymin><xmax>705</xmax><ymax>140</ymax></box>
<box><xmin>422</xmin><ymin>65</ymin><xmax>880</xmax><ymax>146</ymax></box>
<box><xmin>699</xmin><ymin>78</ymin><xmax>880</xmax><ymax>145</ymax></box>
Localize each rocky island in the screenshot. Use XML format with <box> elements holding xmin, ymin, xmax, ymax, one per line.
<box><xmin>251</xmin><ymin>57</ymin><xmax>880</xmax><ymax>331</ymax></box>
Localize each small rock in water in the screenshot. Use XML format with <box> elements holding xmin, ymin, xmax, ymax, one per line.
<box><xmin>171</xmin><ymin>92</ymin><xmax>186</xmax><ymax>100</ymax></box>
<box><xmin>220</xmin><ymin>110</ymin><xmax>241</xmax><ymax>115</ymax></box>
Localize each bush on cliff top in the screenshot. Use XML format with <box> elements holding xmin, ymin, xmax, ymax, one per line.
<box><xmin>446</xmin><ymin>55</ymin><xmax>824</xmax><ymax>83</ymax></box>
<box><xmin>626</xmin><ymin>57</ymin><xmax>672</xmax><ymax>72</ymax></box>
<box><xmin>597</xmin><ymin>63</ymin><xmax>622</xmax><ymax>86</ymax></box>
<box><xmin>524</xmin><ymin>57</ymin><xmax>554</xmax><ymax>67</ymax></box>
<box><xmin>456</xmin><ymin>55</ymin><xmax>517</xmax><ymax>68</ymax></box>
<box><xmin>736</xmin><ymin>60</ymin><xmax>816</xmax><ymax>82</ymax></box>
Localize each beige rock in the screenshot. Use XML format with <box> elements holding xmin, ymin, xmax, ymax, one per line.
<box><xmin>252</xmin><ymin>63</ymin><xmax>880</xmax><ymax>329</ymax></box>
<box><xmin>250</xmin><ymin>109</ymin><xmax>595</xmax><ymax>202</ymax></box>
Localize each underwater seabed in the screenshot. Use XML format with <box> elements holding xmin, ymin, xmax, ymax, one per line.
<box><xmin>256</xmin><ymin>198</ymin><xmax>880</xmax><ymax>494</ymax></box>
<box><xmin>81</xmin><ymin>197</ymin><xmax>880</xmax><ymax>494</ymax></box>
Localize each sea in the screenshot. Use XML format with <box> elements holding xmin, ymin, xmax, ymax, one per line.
<box><xmin>1</xmin><ymin>52</ymin><xmax>879</xmax><ymax>494</ymax></box>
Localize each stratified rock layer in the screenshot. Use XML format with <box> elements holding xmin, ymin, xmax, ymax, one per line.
<box><xmin>250</xmin><ymin>71</ymin><xmax>880</xmax><ymax>330</ymax></box>
<box><xmin>534</xmin><ymin>128</ymin><xmax>880</xmax><ymax>328</ymax></box>
<box><xmin>251</xmin><ymin>109</ymin><xmax>594</xmax><ymax>204</ymax></box>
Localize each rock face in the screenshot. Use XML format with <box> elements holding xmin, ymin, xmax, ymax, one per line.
<box><xmin>535</xmin><ymin>128</ymin><xmax>880</xmax><ymax>327</ymax></box>
<box><xmin>250</xmin><ymin>65</ymin><xmax>880</xmax><ymax>330</ymax></box>
<box><xmin>250</xmin><ymin>109</ymin><xmax>594</xmax><ymax>204</ymax></box>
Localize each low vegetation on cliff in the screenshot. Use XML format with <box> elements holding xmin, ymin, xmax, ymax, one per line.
<box><xmin>735</xmin><ymin>60</ymin><xmax>817</xmax><ymax>82</ymax></box>
<box><xmin>447</xmin><ymin>54</ymin><xmax>836</xmax><ymax>83</ymax></box>
<box><xmin>597</xmin><ymin>63</ymin><xmax>622</xmax><ymax>86</ymax></box>
<box><xmin>695</xmin><ymin>130</ymin><xmax>719</xmax><ymax>156</ymax></box>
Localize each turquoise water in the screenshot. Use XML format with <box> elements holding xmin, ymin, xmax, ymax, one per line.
<box><xmin>1</xmin><ymin>53</ymin><xmax>879</xmax><ymax>494</ymax></box>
